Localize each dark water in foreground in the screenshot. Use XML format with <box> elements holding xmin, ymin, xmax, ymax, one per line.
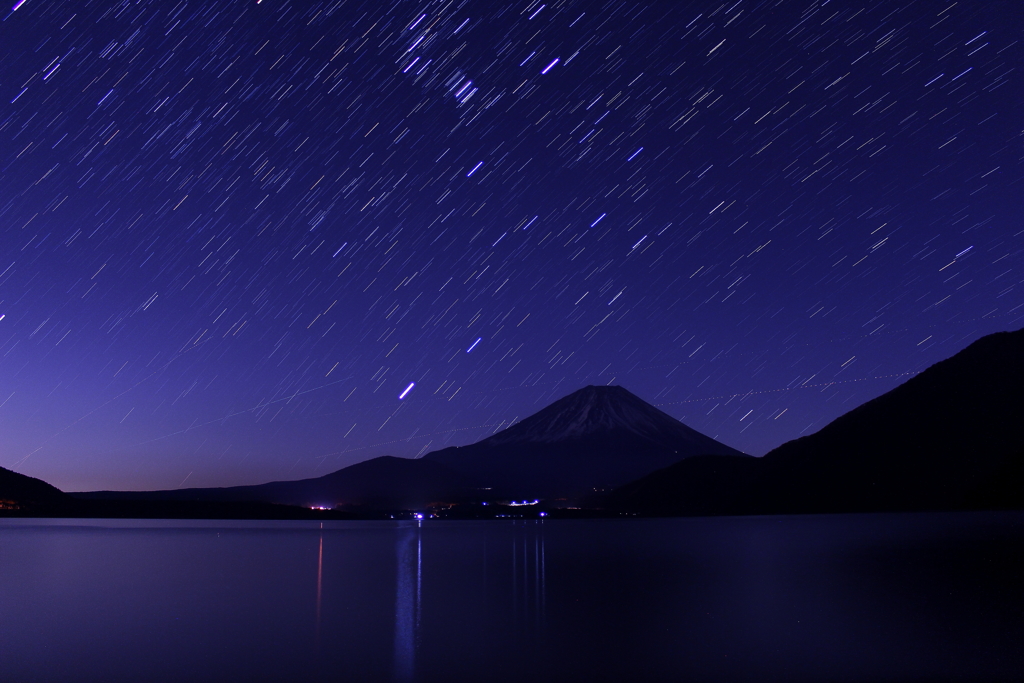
<box><xmin>1</xmin><ymin>514</ymin><xmax>1022</xmax><ymax>682</ymax></box>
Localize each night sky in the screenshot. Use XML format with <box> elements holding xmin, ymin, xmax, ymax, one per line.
<box><xmin>1</xmin><ymin>0</ymin><xmax>1020</xmax><ymax>492</ymax></box>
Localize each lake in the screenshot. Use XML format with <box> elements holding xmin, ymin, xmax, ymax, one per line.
<box><xmin>1</xmin><ymin>513</ymin><xmax>1022</xmax><ymax>682</ymax></box>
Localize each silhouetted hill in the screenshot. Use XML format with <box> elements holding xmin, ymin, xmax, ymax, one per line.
<box><xmin>610</xmin><ymin>328</ymin><xmax>1024</xmax><ymax>515</ymax></box>
<box><xmin>0</xmin><ymin>466</ymin><xmax>336</xmax><ymax>518</ymax></box>
<box><xmin>0</xmin><ymin>465</ymin><xmax>71</xmax><ymax>512</ymax></box>
<box><xmin>76</xmin><ymin>386</ymin><xmax>743</xmax><ymax>507</ymax></box>
<box><xmin>605</xmin><ymin>454</ymin><xmax>762</xmax><ymax>516</ymax></box>
<box><xmin>75</xmin><ymin>455</ymin><xmax>471</xmax><ymax>510</ymax></box>
<box><xmin>424</xmin><ymin>385</ymin><xmax>746</xmax><ymax>497</ymax></box>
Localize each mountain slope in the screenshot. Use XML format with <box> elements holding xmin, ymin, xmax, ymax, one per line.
<box><xmin>0</xmin><ymin>465</ymin><xmax>71</xmax><ymax>511</ymax></box>
<box><xmin>751</xmin><ymin>327</ymin><xmax>1024</xmax><ymax>512</ymax></box>
<box><xmin>610</xmin><ymin>328</ymin><xmax>1024</xmax><ymax>515</ymax></box>
<box><xmin>75</xmin><ymin>456</ymin><xmax>470</xmax><ymax>509</ymax></box>
<box><xmin>424</xmin><ymin>385</ymin><xmax>745</xmax><ymax>497</ymax></box>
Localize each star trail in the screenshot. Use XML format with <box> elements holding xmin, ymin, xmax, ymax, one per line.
<box><xmin>0</xmin><ymin>0</ymin><xmax>1020</xmax><ymax>491</ymax></box>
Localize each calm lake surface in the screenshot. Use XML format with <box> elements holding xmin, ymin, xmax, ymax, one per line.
<box><xmin>1</xmin><ymin>513</ymin><xmax>1022</xmax><ymax>682</ymax></box>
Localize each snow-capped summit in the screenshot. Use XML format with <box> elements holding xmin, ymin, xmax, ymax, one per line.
<box><xmin>423</xmin><ymin>385</ymin><xmax>745</xmax><ymax>497</ymax></box>
<box><xmin>480</xmin><ymin>385</ymin><xmax>732</xmax><ymax>450</ymax></box>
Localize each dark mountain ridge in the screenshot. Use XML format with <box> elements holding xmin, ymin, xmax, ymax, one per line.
<box><xmin>0</xmin><ymin>465</ymin><xmax>71</xmax><ymax>511</ymax></box>
<box><xmin>610</xmin><ymin>328</ymin><xmax>1024</xmax><ymax>515</ymax></box>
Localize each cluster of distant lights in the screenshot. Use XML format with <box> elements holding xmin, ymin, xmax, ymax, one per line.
<box><xmin>415</xmin><ymin>512</ymin><xmax>549</xmax><ymax>519</ymax></box>
<box><xmin>313</xmin><ymin>507</ymin><xmax>548</xmax><ymax>518</ymax></box>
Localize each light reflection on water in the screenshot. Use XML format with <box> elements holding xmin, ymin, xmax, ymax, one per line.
<box><xmin>315</xmin><ymin>526</ymin><xmax>323</xmax><ymax>653</ymax></box>
<box><xmin>393</xmin><ymin>520</ymin><xmax>421</xmax><ymax>683</ymax></box>
<box><xmin>511</xmin><ymin>520</ymin><xmax>545</xmax><ymax>638</ymax></box>
<box><xmin>0</xmin><ymin>513</ymin><xmax>1022</xmax><ymax>682</ymax></box>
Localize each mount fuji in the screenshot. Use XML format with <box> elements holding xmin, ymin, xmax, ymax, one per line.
<box><xmin>69</xmin><ymin>385</ymin><xmax>743</xmax><ymax>507</ymax></box>
<box><xmin>423</xmin><ymin>385</ymin><xmax>745</xmax><ymax>498</ymax></box>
